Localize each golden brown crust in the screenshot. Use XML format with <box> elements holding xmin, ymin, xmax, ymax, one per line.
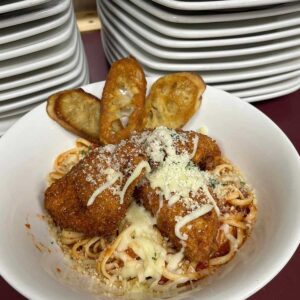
<box><xmin>47</xmin><ymin>89</ymin><xmax>101</xmax><ymax>144</ymax></box>
<box><xmin>99</xmin><ymin>57</ymin><xmax>147</xmax><ymax>144</ymax></box>
<box><xmin>193</xmin><ymin>134</ymin><xmax>221</xmax><ymax>168</ymax></box>
<box><xmin>133</xmin><ymin>129</ymin><xmax>221</xmax><ymax>263</ymax></box>
<box><xmin>136</xmin><ymin>182</ymin><xmax>219</xmax><ymax>264</ymax></box>
<box><xmin>45</xmin><ymin>141</ymin><xmax>146</xmax><ymax>236</ymax></box>
<box><xmin>144</xmin><ymin>72</ymin><xmax>206</xmax><ymax>129</ymax></box>
<box><xmin>173</xmin><ymin>130</ymin><xmax>221</xmax><ymax>166</ymax></box>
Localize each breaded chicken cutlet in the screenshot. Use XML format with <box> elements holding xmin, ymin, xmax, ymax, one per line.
<box><xmin>134</xmin><ymin>127</ymin><xmax>221</xmax><ymax>264</ymax></box>
<box><xmin>45</xmin><ymin>127</ymin><xmax>221</xmax><ymax>264</ymax></box>
<box><xmin>45</xmin><ymin>141</ymin><xmax>147</xmax><ymax>237</ymax></box>
<box><xmin>136</xmin><ymin>183</ymin><xmax>219</xmax><ymax>264</ymax></box>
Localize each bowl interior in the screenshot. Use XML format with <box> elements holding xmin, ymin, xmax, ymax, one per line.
<box><xmin>0</xmin><ymin>78</ymin><xmax>299</xmax><ymax>300</ymax></box>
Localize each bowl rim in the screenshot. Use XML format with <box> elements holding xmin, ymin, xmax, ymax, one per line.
<box><xmin>0</xmin><ymin>80</ymin><xmax>299</xmax><ymax>300</ymax></box>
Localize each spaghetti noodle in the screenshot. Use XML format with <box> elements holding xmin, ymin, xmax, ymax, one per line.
<box><xmin>47</xmin><ymin>135</ymin><xmax>257</xmax><ymax>294</ymax></box>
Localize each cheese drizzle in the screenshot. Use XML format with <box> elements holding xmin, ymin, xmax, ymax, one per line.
<box><xmin>88</xmin><ymin>127</ymin><xmax>217</xmax><ymax>241</ymax></box>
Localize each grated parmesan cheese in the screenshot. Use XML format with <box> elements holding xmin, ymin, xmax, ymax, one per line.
<box><xmin>143</xmin><ymin>127</ymin><xmax>219</xmax><ymax>240</ymax></box>
<box><xmin>87</xmin><ymin>168</ymin><xmax>122</xmax><ymax>206</ymax></box>
<box><xmin>145</xmin><ymin>128</ymin><xmax>206</xmax><ymax>207</ymax></box>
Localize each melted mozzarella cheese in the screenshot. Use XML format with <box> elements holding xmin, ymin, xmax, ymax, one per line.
<box><xmin>143</xmin><ymin>127</ymin><xmax>219</xmax><ymax>240</ymax></box>
<box><xmin>190</xmin><ymin>135</ymin><xmax>199</xmax><ymax>159</ymax></box>
<box><xmin>117</xmin><ymin>203</ymin><xmax>187</xmax><ymax>282</ymax></box>
<box><xmin>87</xmin><ymin>168</ymin><xmax>121</xmax><ymax>206</ymax></box>
<box><xmin>117</xmin><ymin>203</ymin><xmax>166</xmax><ymax>281</ymax></box>
<box><xmin>166</xmin><ymin>247</ymin><xmax>184</xmax><ymax>272</ymax></box>
<box><xmin>174</xmin><ymin>204</ymin><xmax>213</xmax><ymax>240</ymax></box>
<box><xmin>119</xmin><ymin>161</ymin><xmax>151</xmax><ymax>204</ymax></box>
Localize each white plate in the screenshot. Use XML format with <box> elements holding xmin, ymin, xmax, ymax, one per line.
<box><xmin>130</xmin><ymin>0</ymin><xmax>300</xmax><ymax>24</ymax></box>
<box><xmin>0</xmin><ymin>28</ymin><xmax>78</xmax><ymax>80</ymax></box>
<box><xmin>0</xmin><ymin>44</ymin><xmax>89</xmax><ymax>119</ymax></box>
<box><xmin>0</xmin><ymin>11</ymin><xmax>74</xmax><ymax>62</ymax></box>
<box><xmin>102</xmin><ymin>38</ymin><xmax>300</xmax><ymax>102</ymax></box>
<box><xmin>215</xmin><ymin>69</ymin><xmax>300</xmax><ymax>91</ymax></box>
<box><xmin>102</xmin><ymin>35</ymin><xmax>300</xmax><ymax>103</ymax></box>
<box><xmin>0</xmin><ymin>102</ymin><xmax>41</xmax><ymax>119</ymax></box>
<box><xmin>0</xmin><ymin>0</ymin><xmax>70</xmax><ymax>29</ymax></box>
<box><xmin>104</xmin><ymin>2</ymin><xmax>300</xmax><ymax>60</ymax></box>
<box><xmin>151</xmin><ymin>0</ymin><xmax>299</xmax><ymax>11</ymax></box>
<box><xmin>0</xmin><ymin>4</ymin><xmax>72</xmax><ymax>45</ymax></box>
<box><xmin>0</xmin><ymin>68</ymin><xmax>89</xmax><ymax>132</ymax></box>
<box><xmin>214</xmin><ymin>69</ymin><xmax>300</xmax><ymax>92</ymax></box>
<box><xmin>110</xmin><ymin>0</ymin><xmax>300</xmax><ymax>39</ymax></box>
<box><xmin>100</xmin><ymin>11</ymin><xmax>300</xmax><ymax>72</ymax></box>
<box><xmin>101</xmin><ymin>32</ymin><xmax>114</xmax><ymax>65</ymax></box>
<box><xmin>0</xmin><ymin>46</ymin><xmax>81</xmax><ymax>92</ymax></box>
<box><xmin>232</xmin><ymin>75</ymin><xmax>300</xmax><ymax>98</ymax></box>
<box><xmin>0</xmin><ymin>60</ymin><xmax>89</xmax><ymax>113</ymax></box>
<box><xmin>0</xmin><ymin>0</ymin><xmax>51</xmax><ymax>14</ymax></box>
<box><xmin>102</xmin><ymin>28</ymin><xmax>300</xmax><ymax>83</ymax></box>
<box><xmin>0</xmin><ymin>79</ymin><xmax>300</xmax><ymax>300</ymax></box>
<box><xmin>242</xmin><ymin>84</ymin><xmax>300</xmax><ymax>102</ymax></box>
<box><xmin>100</xmin><ymin>0</ymin><xmax>300</xmax><ymax>49</ymax></box>
<box><xmin>0</xmin><ymin>44</ymin><xmax>84</xmax><ymax>101</ymax></box>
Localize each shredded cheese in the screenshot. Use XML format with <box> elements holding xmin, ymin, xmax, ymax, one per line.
<box><xmin>117</xmin><ymin>203</ymin><xmax>166</xmax><ymax>281</ymax></box>
<box><xmin>146</xmin><ymin>153</ymin><xmax>206</xmax><ymax>207</ymax></box>
<box><xmin>190</xmin><ymin>135</ymin><xmax>199</xmax><ymax>159</ymax></box>
<box><xmin>174</xmin><ymin>204</ymin><xmax>213</xmax><ymax>240</ymax></box>
<box><xmin>118</xmin><ymin>161</ymin><xmax>151</xmax><ymax>204</ymax></box>
<box><xmin>87</xmin><ymin>168</ymin><xmax>121</xmax><ymax>206</ymax></box>
<box><xmin>166</xmin><ymin>247</ymin><xmax>184</xmax><ymax>272</ymax></box>
<box><xmin>143</xmin><ymin>127</ymin><xmax>220</xmax><ymax>240</ymax></box>
<box><xmin>145</xmin><ymin>128</ymin><xmax>215</xmax><ymax>209</ymax></box>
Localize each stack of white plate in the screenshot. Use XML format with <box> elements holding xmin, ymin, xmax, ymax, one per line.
<box><xmin>97</xmin><ymin>0</ymin><xmax>300</xmax><ymax>102</ymax></box>
<box><xmin>0</xmin><ymin>0</ymin><xmax>89</xmax><ymax>136</ymax></box>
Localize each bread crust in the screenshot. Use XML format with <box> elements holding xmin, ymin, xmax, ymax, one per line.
<box><xmin>47</xmin><ymin>89</ymin><xmax>101</xmax><ymax>144</ymax></box>
<box><xmin>99</xmin><ymin>57</ymin><xmax>146</xmax><ymax>144</ymax></box>
<box><xmin>145</xmin><ymin>72</ymin><xmax>206</xmax><ymax>129</ymax></box>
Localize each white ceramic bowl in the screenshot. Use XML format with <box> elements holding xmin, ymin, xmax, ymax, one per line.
<box><xmin>242</xmin><ymin>83</ymin><xmax>300</xmax><ymax>102</ymax></box>
<box><xmin>0</xmin><ymin>6</ymin><xmax>72</xmax><ymax>45</ymax></box>
<box><xmin>102</xmin><ymin>3</ymin><xmax>300</xmax><ymax>60</ymax></box>
<box><xmin>0</xmin><ymin>79</ymin><xmax>299</xmax><ymax>300</ymax></box>
<box><xmin>0</xmin><ymin>49</ymin><xmax>81</xmax><ymax>92</ymax></box>
<box><xmin>98</xmin><ymin>0</ymin><xmax>300</xmax><ymax>49</ymax></box>
<box><xmin>102</xmin><ymin>30</ymin><xmax>300</xmax><ymax>86</ymax></box>
<box><xmin>0</xmin><ymin>0</ymin><xmax>70</xmax><ymax>30</ymax></box>
<box><xmin>0</xmin><ymin>0</ymin><xmax>51</xmax><ymax>14</ymax></box>
<box><xmin>0</xmin><ymin>43</ymin><xmax>84</xmax><ymax>101</ymax></box>
<box><xmin>0</xmin><ymin>12</ymin><xmax>75</xmax><ymax>62</ymax></box>
<box><xmin>102</xmin><ymin>39</ymin><xmax>300</xmax><ymax>102</ymax></box>
<box><xmin>100</xmin><ymin>2</ymin><xmax>300</xmax><ymax>71</ymax></box>
<box><xmin>130</xmin><ymin>0</ymin><xmax>300</xmax><ymax>24</ymax></box>
<box><xmin>0</xmin><ymin>27</ymin><xmax>78</xmax><ymax>80</ymax></box>
<box><xmin>215</xmin><ymin>69</ymin><xmax>300</xmax><ymax>91</ymax></box>
<box><xmin>110</xmin><ymin>0</ymin><xmax>300</xmax><ymax>39</ymax></box>
<box><xmin>151</xmin><ymin>0</ymin><xmax>298</xmax><ymax>11</ymax></box>
<box><xmin>0</xmin><ymin>59</ymin><xmax>88</xmax><ymax>113</ymax></box>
